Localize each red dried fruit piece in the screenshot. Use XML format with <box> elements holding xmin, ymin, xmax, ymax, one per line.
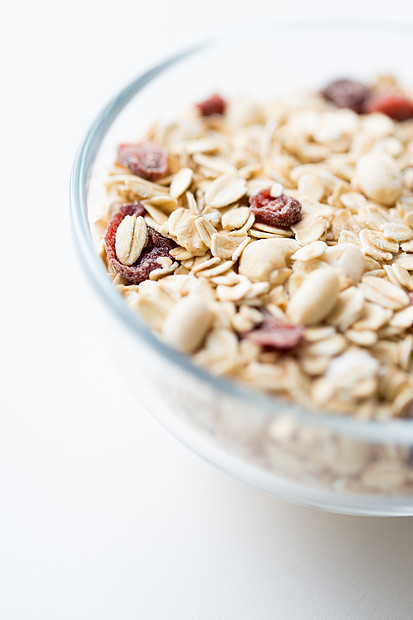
<box><xmin>365</xmin><ymin>91</ymin><xmax>413</xmax><ymax>121</ymax></box>
<box><xmin>246</xmin><ymin>314</ymin><xmax>304</xmax><ymax>351</ymax></box>
<box><xmin>322</xmin><ymin>78</ymin><xmax>370</xmax><ymax>113</ymax></box>
<box><xmin>117</xmin><ymin>142</ymin><xmax>168</xmax><ymax>181</ymax></box>
<box><xmin>196</xmin><ymin>93</ymin><xmax>226</xmax><ymax>117</ymax></box>
<box><xmin>249</xmin><ymin>189</ymin><xmax>302</xmax><ymax>229</ymax></box>
<box><xmin>104</xmin><ymin>202</ymin><xmax>175</xmax><ymax>284</ymax></box>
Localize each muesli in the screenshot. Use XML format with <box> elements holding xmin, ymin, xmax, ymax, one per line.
<box><xmin>94</xmin><ymin>76</ymin><xmax>413</xmax><ymax>421</ymax></box>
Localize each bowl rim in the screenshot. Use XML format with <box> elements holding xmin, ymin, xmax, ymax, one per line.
<box><xmin>70</xmin><ymin>17</ymin><xmax>413</xmax><ymax>444</ymax></box>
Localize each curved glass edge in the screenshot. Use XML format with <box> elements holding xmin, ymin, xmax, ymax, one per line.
<box><xmin>142</xmin><ymin>382</ymin><xmax>413</xmax><ymax>516</ymax></box>
<box><xmin>70</xmin><ymin>18</ymin><xmax>413</xmax><ymax>445</ymax></box>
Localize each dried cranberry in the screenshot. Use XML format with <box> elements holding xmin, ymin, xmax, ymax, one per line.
<box><xmin>249</xmin><ymin>189</ymin><xmax>302</xmax><ymax>229</ymax></box>
<box><xmin>196</xmin><ymin>93</ymin><xmax>226</xmax><ymax>117</ymax></box>
<box><xmin>104</xmin><ymin>202</ymin><xmax>175</xmax><ymax>284</ymax></box>
<box><xmin>365</xmin><ymin>91</ymin><xmax>413</xmax><ymax>121</ymax></box>
<box><xmin>245</xmin><ymin>314</ymin><xmax>304</xmax><ymax>350</ymax></box>
<box><xmin>322</xmin><ymin>78</ymin><xmax>370</xmax><ymax>113</ymax></box>
<box><xmin>117</xmin><ymin>142</ymin><xmax>168</xmax><ymax>181</ymax></box>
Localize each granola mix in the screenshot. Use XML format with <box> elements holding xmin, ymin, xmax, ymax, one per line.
<box><xmin>94</xmin><ymin>76</ymin><xmax>413</xmax><ymax>422</ymax></box>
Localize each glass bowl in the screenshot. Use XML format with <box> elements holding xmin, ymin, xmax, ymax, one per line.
<box><xmin>70</xmin><ymin>20</ymin><xmax>413</xmax><ymax>516</ymax></box>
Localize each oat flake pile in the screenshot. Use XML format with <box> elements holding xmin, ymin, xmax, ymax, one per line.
<box><xmin>95</xmin><ymin>76</ymin><xmax>413</xmax><ymax>420</ymax></box>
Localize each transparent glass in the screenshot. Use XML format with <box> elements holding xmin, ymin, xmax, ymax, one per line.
<box><xmin>71</xmin><ymin>20</ymin><xmax>413</xmax><ymax>515</ymax></box>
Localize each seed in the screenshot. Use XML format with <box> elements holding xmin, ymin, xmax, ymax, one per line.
<box><xmin>325</xmin><ymin>243</ymin><xmax>365</xmax><ymax>283</ymax></box>
<box><xmin>115</xmin><ymin>215</ymin><xmax>148</xmax><ymax>265</ymax></box>
<box><xmin>222</xmin><ymin>206</ymin><xmax>250</xmax><ymax>230</ymax></box>
<box><xmin>270</xmin><ymin>182</ymin><xmax>284</xmax><ymax>198</ymax></box>
<box><xmin>169</xmin><ymin>167</ymin><xmax>193</xmax><ymax>198</ymax></box>
<box><xmin>292</xmin><ymin>215</ymin><xmax>327</xmax><ymax>245</ymax></box>
<box><xmin>328</xmin><ymin>287</ymin><xmax>365</xmax><ymax>330</ymax></box>
<box><xmin>163</xmin><ymin>295</ymin><xmax>212</xmax><ymax>353</ymax></box>
<box><xmin>204</xmin><ymin>173</ymin><xmax>247</xmax><ymax>208</ymax></box>
<box><xmin>168</xmin><ymin>208</ymin><xmax>206</xmax><ymax>255</ymax></box>
<box><xmin>361</xmin><ymin>276</ymin><xmax>409</xmax><ymax>310</ymax></box>
<box><xmin>291</xmin><ymin>241</ymin><xmax>327</xmax><ymax>262</ymax></box>
<box><xmin>381</xmin><ymin>222</ymin><xmax>413</xmax><ymax>242</ymax></box>
<box><xmin>211</xmin><ymin>233</ymin><xmax>248</xmax><ymax>259</ymax></box>
<box><xmin>238</xmin><ymin>238</ymin><xmax>299</xmax><ymax>282</ymax></box>
<box><xmin>287</xmin><ymin>269</ymin><xmax>341</xmax><ymax>326</ymax></box>
<box><xmin>355</xmin><ymin>153</ymin><xmax>402</xmax><ymax>206</ymax></box>
<box><xmin>195</xmin><ymin>217</ymin><xmax>217</xmax><ymax>248</ymax></box>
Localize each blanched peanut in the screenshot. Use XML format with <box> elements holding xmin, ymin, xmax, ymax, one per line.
<box><xmin>287</xmin><ymin>268</ymin><xmax>341</xmax><ymax>325</ymax></box>
<box><xmin>355</xmin><ymin>153</ymin><xmax>402</xmax><ymax>206</ymax></box>
<box><xmin>163</xmin><ymin>295</ymin><xmax>212</xmax><ymax>353</ymax></box>
<box><xmin>238</xmin><ymin>238</ymin><xmax>299</xmax><ymax>282</ymax></box>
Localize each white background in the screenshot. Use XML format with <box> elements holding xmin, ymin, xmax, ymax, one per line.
<box><xmin>3</xmin><ymin>1</ymin><xmax>413</xmax><ymax>618</ymax></box>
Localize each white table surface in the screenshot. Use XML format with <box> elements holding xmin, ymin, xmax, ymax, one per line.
<box><xmin>3</xmin><ymin>2</ymin><xmax>413</xmax><ymax>618</ymax></box>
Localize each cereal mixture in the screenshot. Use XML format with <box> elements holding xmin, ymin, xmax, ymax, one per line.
<box><xmin>95</xmin><ymin>76</ymin><xmax>413</xmax><ymax>421</ymax></box>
